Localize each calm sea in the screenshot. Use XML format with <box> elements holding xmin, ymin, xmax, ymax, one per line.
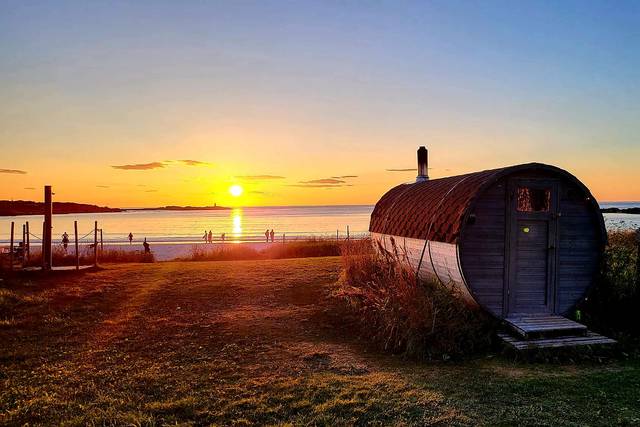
<box><xmin>0</xmin><ymin>202</ymin><xmax>638</xmax><ymax>245</ymax></box>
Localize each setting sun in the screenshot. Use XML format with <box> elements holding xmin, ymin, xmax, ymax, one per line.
<box><xmin>229</xmin><ymin>185</ymin><xmax>243</xmax><ymax>197</ymax></box>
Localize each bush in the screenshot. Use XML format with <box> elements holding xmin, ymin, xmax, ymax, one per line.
<box><xmin>336</xmin><ymin>239</ymin><xmax>494</xmax><ymax>359</ymax></box>
<box><xmin>581</xmin><ymin>230</ymin><xmax>639</xmax><ymax>344</ymax></box>
<box><xmin>184</xmin><ymin>239</ymin><xmax>342</xmax><ymax>262</ymax></box>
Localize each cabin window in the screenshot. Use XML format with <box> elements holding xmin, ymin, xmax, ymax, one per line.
<box><xmin>516</xmin><ymin>187</ymin><xmax>551</xmax><ymax>212</ymax></box>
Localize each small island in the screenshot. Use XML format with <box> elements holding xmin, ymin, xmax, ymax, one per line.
<box><xmin>601</xmin><ymin>207</ymin><xmax>640</xmax><ymax>214</ymax></box>
<box><xmin>0</xmin><ymin>200</ymin><xmax>122</xmax><ymax>216</ymax></box>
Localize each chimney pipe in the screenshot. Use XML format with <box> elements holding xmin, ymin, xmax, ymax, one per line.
<box><xmin>416</xmin><ymin>146</ymin><xmax>429</xmax><ymax>182</ymax></box>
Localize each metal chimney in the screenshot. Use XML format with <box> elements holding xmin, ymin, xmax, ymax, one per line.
<box><xmin>416</xmin><ymin>146</ymin><xmax>429</xmax><ymax>182</ymax></box>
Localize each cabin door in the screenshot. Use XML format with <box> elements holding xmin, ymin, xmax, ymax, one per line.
<box><xmin>506</xmin><ymin>179</ymin><xmax>559</xmax><ymax>317</ymax></box>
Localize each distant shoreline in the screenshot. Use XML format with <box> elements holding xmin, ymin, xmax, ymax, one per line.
<box><xmin>600</xmin><ymin>207</ymin><xmax>640</xmax><ymax>214</ymax></box>
<box><xmin>0</xmin><ymin>201</ymin><xmax>230</xmax><ymax>217</ymax></box>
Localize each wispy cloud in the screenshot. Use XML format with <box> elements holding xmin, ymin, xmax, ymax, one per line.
<box><xmin>386</xmin><ymin>168</ymin><xmax>417</xmax><ymax>172</ymax></box>
<box><xmin>331</xmin><ymin>175</ymin><xmax>358</xmax><ymax>179</ymax></box>
<box><xmin>112</xmin><ymin>162</ymin><xmax>166</xmax><ymax>170</ymax></box>
<box><xmin>179</xmin><ymin>160</ymin><xmax>212</xmax><ymax>166</ymax></box>
<box><xmin>235</xmin><ymin>175</ymin><xmax>286</xmax><ymax>180</ymax></box>
<box><xmin>0</xmin><ymin>168</ymin><xmax>27</xmax><ymax>174</ymax></box>
<box><xmin>299</xmin><ymin>178</ymin><xmax>345</xmax><ymax>185</ymax></box>
<box><xmin>145</xmin><ymin>189</ymin><xmax>158</xmax><ymax>193</ymax></box>
<box><xmin>96</xmin><ymin>185</ymin><xmax>110</xmax><ymax>188</ymax></box>
<box><xmin>289</xmin><ymin>184</ymin><xmax>353</xmax><ymax>188</ymax></box>
<box><xmin>24</xmin><ymin>187</ymin><xmax>35</xmax><ymax>190</ymax></box>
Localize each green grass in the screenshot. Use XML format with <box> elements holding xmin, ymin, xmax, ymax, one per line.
<box><xmin>1</xmin><ymin>258</ymin><xmax>639</xmax><ymax>426</ymax></box>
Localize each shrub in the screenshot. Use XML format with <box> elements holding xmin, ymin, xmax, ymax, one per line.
<box><xmin>336</xmin><ymin>239</ymin><xmax>494</xmax><ymax>359</ymax></box>
<box><xmin>581</xmin><ymin>230</ymin><xmax>639</xmax><ymax>344</ymax></box>
<box><xmin>184</xmin><ymin>239</ymin><xmax>341</xmax><ymax>262</ymax></box>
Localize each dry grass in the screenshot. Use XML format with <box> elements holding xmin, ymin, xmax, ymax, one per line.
<box><xmin>16</xmin><ymin>246</ymin><xmax>155</xmax><ymax>268</ymax></box>
<box><xmin>184</xmin><ymin>238</ymin><xmax>342</xmax><ymax>262</ymax></box>
<box><xmin>0</xmin><ymin>259</ymin><xmax>639</xmax><ymax>425</ymax></box>
<box><xmin>336</xmin><ymin>239</ymin><xmax>495</xmax><ymax>359</ymax></box>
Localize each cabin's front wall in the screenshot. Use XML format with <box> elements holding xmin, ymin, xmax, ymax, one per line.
<box><xmin>459</xmin><ymin>171</ymin><xmax>603</xmax><ymax>318</ymax></box>
<box><xmin>458</xmin><ymin>179</ymin><xmax>507</xmax><ymax>317</ymax></box>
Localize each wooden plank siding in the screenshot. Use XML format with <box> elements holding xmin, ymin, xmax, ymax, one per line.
<box><xmin>459</xmin><ymin>181</ymin><xmax>507</xmax><ymax>317</ymax></box>
<box><xmin>555</xmin><ymin>183</ymin><xmax>601</xmax><ymax>314</ymax></box>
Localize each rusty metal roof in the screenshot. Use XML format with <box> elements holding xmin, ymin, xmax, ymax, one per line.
<box><xmin>369</xmin><ymin>162</ymin><xmax>604</xmax><ymax>244</ymax></box>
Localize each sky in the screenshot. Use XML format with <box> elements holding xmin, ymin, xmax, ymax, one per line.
<box><xmin>1</xmin><ymin>0</ymin><xmax>638</xmax><ymax>207</ymax></box>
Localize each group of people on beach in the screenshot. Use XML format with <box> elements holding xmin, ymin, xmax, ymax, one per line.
<box><xmin>59</xmin><ymin>231</ymin><xmax>150</xmax><ymax>253</ymax></box>
<box><xmin>202</xmin><ymin>230</ymin><xmax>226</xmax><ymax>244</ymax></box>
<box><xmin>264</xmin><ymin>229</ymin><xmax>275</xmax><ymax>243</ymax></box>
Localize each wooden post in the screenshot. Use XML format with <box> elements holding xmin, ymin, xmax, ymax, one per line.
<box><xmin>43</xmin><ymin>185</ymin><xmax>53</xmax><ymax>270</ymax></box>
<box><xmin>282</xmin><ymin>233</ymin><xmax>285</xmax><ymax>244</ymax></box>
<box><xmin>100</xmin><ymin>228</ymin><xmax>103</xmax><ymax>250</ymax></box>
<box><xmin>9</xmin><ymin>222</ymin><xmax>14</xmax><ymax>271</ymax></box>
<box><xmin>336</xmin><ymin>229</ymin><xmax>339</xmax><ymax>242</ymax></box>
<box><xmin>25</xmin><ymin>221</ymin><xmax>30</xmax><ymax>262</ymax></box>
<box><xmin>42</xmin><ymin>221</ymin><xmax>46</xmax><ymax>268</ymax></box>
<box><xmin>74</xmin><ymin>221</ymin><xmax>79</xmax><ymax>271</ymax></box>
<box><xmin>22</xmin><ymin>224</ymin><xmax>26</xmax><ymax>267</ymax></box>
<box><xmin>347</xmin><ymin>225</ymin><xmax>350</xmax><ymax>240</ymax></box>
<box><xmin>636</xmin><ymin>229</ymin><xmax>640</xmax><ymax>287</ymax></box>
<box><xmin>93</xmin><ymin>221</ymin><xmax>98</xmax><ymax>267</ymax></box>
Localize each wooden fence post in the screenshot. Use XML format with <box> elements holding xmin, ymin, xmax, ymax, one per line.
<box><xmin>347</xmin><ymin>225</ymin><xmax>350</xmax><ymax>240</ymax></box>
<box><xmin>22</xmin><ymin>224</ymin><xmax>26</xmax><ymax>268</ymax></box>
<box><xmin>42</xmin><ymin>221</ymin><xmax>46</xmax><ymax>269</ymax></box>
<box><xmin>100</xmin><ymin>229</ymin><xmax>103</xmax><ymax>251</ymax></box>
<box><xmin>336</xmin><ymin>229</ymin><xmax>339</xmax><ymax>242</ymax></box>
<box><xmin>9</xmin><ymin>222</ymin><xmax>14</xmax><ymax>272</ymax></box>
<box><xmin>74</xmin><ymin>221</ymin><xmax>79</xmax><ymax>271</ymax></box>
<box><xmin>25</xmin><ymin>221</ymin><xmax>30</xmax><ymax>262</ymax></box>
<box><xmin>282</xmin><ymin>233</ymin><xmax>285</xmax><ymax>244</ymax></box>
<box><xmin>635</xmin><ymin>228</ymin><xmax>640</xmax><ymax>287</ymax></box>
<box><xmin>93</xmin><ymin>221</ymin><xmax>98</xmax><ymax>267</ymax></box>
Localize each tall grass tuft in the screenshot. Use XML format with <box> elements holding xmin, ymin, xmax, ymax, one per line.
<box><xmin>581</xmin><ymin>230</ymin><xmax>639</xmax><ymax>345</ymax></box>
<box><xmin>184</xmin><ymin>239</ymin><xmax>341</xmax><ymax>262</ymax></box>
<box><xmin>22</xmin><ymin>246</ymin><xmax>155</xmax><ymax>267</ymax></box>
<box><xmin>336</xmin><ymin>239</ymin><xmax>494</xmax><ymax>359</ymax></box>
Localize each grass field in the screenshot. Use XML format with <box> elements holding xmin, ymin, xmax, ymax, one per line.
<box><xmin>1</xmin><ymin>257</ymin><xmax>639</xmax><ymax>426</ymax></box>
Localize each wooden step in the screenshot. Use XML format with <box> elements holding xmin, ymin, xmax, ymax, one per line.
<box><xmin>498</xmin><ymin>331</ymin><xmax>617</xmax><ymax>351</ymax></box>
<box><xmin>504</xmin><ymin>315</ymin><xmax>587</xmax><ymax>339</ymax></box>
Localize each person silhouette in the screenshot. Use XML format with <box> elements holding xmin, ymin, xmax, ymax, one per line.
<box><xmin>221</xmin><ymin>233</ymin><xmax>225</xmax><ymax>243</ymax></box>
<box><xmin>128</xmin><ymin>232</ymin><xmax>133</xmax><ymax>245</ymax></box>
<box><xmin>61</xmin><ymin>232</ymin><xmax>69</xmax><ymax>251</ymax></box>
<box><xmin>270</xmin><ymin>229</ymin><xmax>275</xmax><ymax>243</ymax></box>
<box><xmin>143</xmin><ymin>238</ymin><xmax>150</xmax><ymax>253</ymax></box>
<box><xmin>202</xmin><ymin>230</ymin><xmax>208</xmax><ymax>243</ymax></box>
<box><xmin>208</xmin><ymin>230</ymin><xmax>213</xmax><ymax>244</ymax></box>
<box><xmin>265</xmin><ymin>229</ymin><xmax>270</xmax><ymax>243</ymax></box>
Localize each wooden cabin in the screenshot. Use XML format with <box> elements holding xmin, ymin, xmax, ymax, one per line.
<box><xmin>370</xmin><ymin>147</ymin><xmax>616</xmax><ymax>349</ymax></box>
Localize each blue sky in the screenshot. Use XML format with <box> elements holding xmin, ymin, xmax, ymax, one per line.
<box><xmin>0</xmin><ymin>1</ymin><xmax>638</xmax><ymax>205</ymax></box>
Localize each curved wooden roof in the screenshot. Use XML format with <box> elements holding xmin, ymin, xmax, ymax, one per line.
<box><xmin>369</xmin><ymin>162</ymin><xmax>605</xmax><ymax>244</ymax></box>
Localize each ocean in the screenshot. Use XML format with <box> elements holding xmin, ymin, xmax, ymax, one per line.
<box><xmin>0</xmin><ymin>203</ymin><xmax>638</xmax><ymax>245</ymax></box>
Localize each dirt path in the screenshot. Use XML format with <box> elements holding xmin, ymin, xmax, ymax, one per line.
<box><xmin>1</xmin><ymin>258</ymin><xmax>639</xmax><ymax>426</ymax></box>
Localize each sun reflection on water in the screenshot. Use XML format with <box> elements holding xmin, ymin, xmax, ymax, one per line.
<box><xmin>231</xmin><ymin>208</ymin><xmax>242</xmax><ymax>241</ymax></box>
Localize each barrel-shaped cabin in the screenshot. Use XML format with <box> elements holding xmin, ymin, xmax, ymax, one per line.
<box><xmin>370</xmin><ymin>150</ymin><xmax>606</xmax><ymax>320</ymax></box>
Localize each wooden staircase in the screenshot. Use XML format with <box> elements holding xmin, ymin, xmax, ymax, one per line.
<box><xmin>498</xmin><ymin>315</ymin><xmax>617</xmax><ymax>350</ymax></box>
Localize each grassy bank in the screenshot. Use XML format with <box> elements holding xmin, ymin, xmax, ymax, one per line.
<box><xmin>1</xmin><ymin>259</ymin><xmax>639</xmax><ymax>425</ymax></box>
<box><xmin>182</xmin><ymin>238</ymin><xmax>342</xmax><ymax>261</ymax></box>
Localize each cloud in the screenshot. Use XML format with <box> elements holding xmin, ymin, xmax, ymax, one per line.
<box><xmin>179</xmin><ymin>160</ymin><xmax>212</xmax><ymax>166</ymax></box>
<box><xmin>235</xmin><ymin>175</ymin><xmax>286</xmax><ymax>180</ymax></box>
<box><xmin>299</xmin><ymin>178</ymin><xmax>345</xmax><ymax>185</ymax></box>
<box><xmin>96</xmin><ymin>185</ymin><xmax>110</xmax><ymax>188</ymax></box>
<box><xmin>386</xmin><ymin>168</ymin><xmax>417</xmax><ymax>172</ymax></box>
<box><xmin>145</xmin><ymin>190</ymin><xmax>158</xmax><ymax>193</ymax></box>
<box><xmin>288</xmin><ymin>184</ymin><xmax>353</xmax><ymax>188</ymax></box>
<box><xmin>331</xmin><ymin>175</ymin><xmax>358</xmax><ymax>179</ymax></box>
<box><xmin>24</xmin><ymin>187</ymin><xmax>35</xmax><ymax>190</ymax></box>
<box><xmin>112</xmin><ymin>162</ymin><xmax>166</xmax><ymax>170</ymax></box>
<box><xmin>0</xmin><ymin>168</ymin><xmax>27</xmax><ymax>174</ymax></box>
